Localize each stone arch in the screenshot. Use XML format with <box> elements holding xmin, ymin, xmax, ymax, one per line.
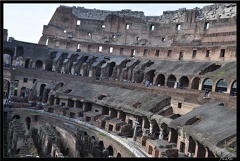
<box><xmin>148</xmin><ymin>145</ymin><xmax>153</xmax><ymax>155</ymax></box>
<box><xmin>49</xmin><ymin>51</ymin><xmax>57</xmax><ymax>60</ymax></box>
<box><xmin>167</xmin><ymin>74</ymin><xmax>176</xmax><ymax>88</ymax></box>
<box><xmin>96</xmin><ymin>60</ymin><xmax>106</xmax><ymax>78</ymax></box>
<box><xmin>145</xmin><ymin>70</ymin><xmax>156</xmax><ymax>84</ymax></box>
<box><xmin>150</xmin><ymin>119</ymin><xmax>160</xmax><ymax>139</ymax></box>
<box><xmin>39</xmin><ymin>84</ymin><xmax>46</xmax><ymax>101</ymax></box>
<box><xmin>109</xmin><ymin>62</ymin><xmax>116</xmax><ymax>78</ymax></box>
<box><xmin>188</xmin><ymin>136</ymin><xmax>196</xmax><ymax>154</ymax></box>
<box><xmin>3</xmin><ymin>53</ymin><xmax>12</xmax><ymax>67</ymax></box>
<box><xmin>202</xmin><ymin>78</ymin><xmax>213</xmax><ymax>91</ymax></box>
<box><xmin>155</xmin><ymin>74</ymin><xmax>165</xmax><ymax>86</ymax></box>
<box><xmin>191</xmin><ymin>77</ymin><xmax>200</xmax><ymax>90</ymax></box>
<box><xmin>169</xmin><ymin>128</ymin><xmax>178</xmax><ymax>143</ymax></box>
<box><xmin>12</xmin><ymin>114</ymin><xmax>21</xmax><ymax>119</ymax></box>
<box><xmin>16</xmin><ymin>46</ymin><xmax>24</xmax><ymax>57</ymax></box>
<box><xmin>98</xmin><ymin>140</ymin><xmax>105</xmax><ymax>151</ymax></box>
<box><xmin>215</xmin><ymin>79</ymin><xmax>227</xmax><ymax>93</ymax></box>
<box><xmin>24</xmin><ymin>58</ymin><xmax>32</xmax><ymax>68</ymax></box>
<box><xmin>133</xmin><ymin>71</ymin><xmax>144</xmax><ymax>83</ymax></box>
<box><xmin>4</xmin><ymin>48</ymin><xmax>14</xmax><ymax>66</ymax></box>
<box><xmin>35</xmin><ymin>60</ymin><xmax>43</xmax><ymax>70</ymax></box>
<box><xmin>230</xmin><ymin>80</ymin><xmax>237</xmax><ymax>96</ymax></box>
<box><xmin>107</xmin><ymin>145</ymin><xmax>114</xmax><ymax>157</ymax></box>
<box><xmin>116</xmin><ymin>152</ymin><xmax>121</xmax><ymax>158</ymax></box>
<box><xmin>179</xmin><ymin>76</ymin><xmax>189</xmax><ymax>89</ymax></box>
<box><xmin>26</xmin><ymin>117</ymin><xmax>31</xmax><ymax>130</ymax></box>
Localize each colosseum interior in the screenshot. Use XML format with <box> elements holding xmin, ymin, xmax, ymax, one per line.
<box><xmin>2</xmin><ymin>3</ymin><xmax>237</xmax><ymax>158</ymax></box>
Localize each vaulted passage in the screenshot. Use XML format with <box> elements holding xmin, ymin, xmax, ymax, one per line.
<box><xmin>155</xmin><ymin>74</ymin><xmax>165</xmax><ymax>86</ymax></box>
<box><xmin>167</xmin><ymin>75</ymin><xmax>176</xmax><ymax>88</ymax></box>
<box><xmin>215</xmin><ymin>79</ymin><xmax>227</xmax><ymax>93</ymax></box>
<box><xmin>202</xmin><ymin>78</ymin><xmax>213</xmax><ymax>91</ymax></box>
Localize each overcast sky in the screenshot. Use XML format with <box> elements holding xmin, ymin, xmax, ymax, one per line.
<box><xmin>3</xmin><ymin>3</ymin><xmax>212</xmax><ymax>44</ymax></box>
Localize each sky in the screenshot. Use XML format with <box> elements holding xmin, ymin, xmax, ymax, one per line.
<box><xmin>3</xmin><ymin>3</ymin><xmax>212</xmax><ymax>44</ymax></box>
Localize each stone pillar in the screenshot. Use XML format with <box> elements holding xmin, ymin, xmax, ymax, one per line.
<box><xmin>174</xmin><ymin>82</ymin><xmax>179</xmax><ymax>89</ymax></box>
<box><xmin>193</xmin><ymin>141</ymin><xmax>199</xmax><ymax>158</ymax></box>
<box><xmin>141</xmin><ymin>119</ymin><xmax>145</xmax><ymax>131</ymax></box>
<box><xmin>198</xmin><ymin>79</ymin><xmax>203</xmax><ymax>90</ymax></box>
<box><xmin>89</xmin><ymin>70</ymin><xmax>93</xmax><ymax>77</ymax></box>
<box><xmin>117</xmin><ymin>111</ymin><xmax>121</xmax><ymax>119</ymax></box>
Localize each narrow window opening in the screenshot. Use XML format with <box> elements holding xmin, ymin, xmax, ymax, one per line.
<box><xmin>192</xmin><ymin>50</ymin><xmax>197</xmax><ymax>58</ymax></box>
<box><xmin>46</xmin><ymin>39</ymin><xmax>49</xmax><ymax>45</ymax></box>
<box><xmin>77</xmin><ymin>20</ymin><xmax>81</xmax><ymax>26</ymax></box>
<box><xmin>204</xmin><ymin>22</ymin><xmax>209</xmax><ymax>31</ymax></box>
<box><xmin>33</xmin><ymin>79</ymin><xmax>37</xmax><ymax>83</ymax></box>
<box><xmin>109</xmin><ymin>47</ymin><xmax>113</xmax><ymax>53</ymax></box>
<box><xmin>206</xmin><ymin>50</ymin><xmax>210</xmax><ymax>57</ymax></box>
<box><xmin>99</xmin><ymin>46</ymin><xmax>103</xmax><ymax>52</ymax></box>
<box><xmin>23</xmin><ymin>78</ymin><xmax>28</xmax><ymax>83</ymax></box>
<box><xmin>120</xmin><ymin>48</ymin><xmax>124</xmax><ymax>55</ymax></box>
<box><xmin>143</xmin><ymin>49</ymin><xmax>148</xmax><ymax>56</ymax></box>
<box><xmin>220</xmin><ymin>49</ymin><xmax>225</xmax><ymax>57</ymax></box>
<box><xmin>178</xmin><ymin>102</ymin><xmax>182</xmax><ymax>108</ymax></box>
<box><xmin>167</xmin><ymin>50</ymin><xmax>172</xmax><ymax>57</ymax></box>
<box><xmin>131</xmin><ymin>49</ymin><xmax>136</xmax><ymax>57</ymax></box>
<box><xmin>64</xmin><ymin>30</ymin><xmax>66</xmax><ymax>33</ymax></box>
<box><xmin>162</xmin><ymin>37</ymin><xmax>165</xmax><ymax>42</ymax></box>
<box><xmin>125</xmin><ymin>24</ymin><xmax>130</xmax><ymax>30</ymax></box>
<box><xmin>155</xmin><ymin>50</ymin><xmax>160</xmax><ymax>56</ymax></box>
<box><xmin>150</xmin><ymin>25</ymin><xmax>155</xmax><ymax>31</ymax></box>
<box><xmin>176</xmin><ymin>24</ymin><xmax>181</xmax><ymax>30</ymax></box>
<box><xmin>112</xmin><ymin>35</ymin><xmax>116</xmax><ymax>38</ymax></box>
<box><xmin>179</xmin><ymin>51</ymin><xmax>183</xmax><ymax>60</ymax></box>
<box><xmin>102</xmin><ymin>25</ymin><xmax>105</xmax><ymax>28</ymax></box>
<box><xmin>77</xmin><ymin>44</ymin><xmax>81</xmax><ymax>49</ymax></box>
<box><xmin>136</xmin><ymin>37</ymin><xmax>139</xmax><ymax>41</ymax></box>
<box><xmin>88</xmin><ymin>33</ymin><xmax>91</xmax><ymax>36</ymax></box>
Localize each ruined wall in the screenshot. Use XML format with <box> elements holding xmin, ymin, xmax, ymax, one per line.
<box><xmin>38</xmin><ymin>3</ymin><xmax>236</xmax><ymax>62</ymax></box>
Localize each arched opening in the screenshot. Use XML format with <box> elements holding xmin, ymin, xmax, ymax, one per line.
<box><xmin>215</xmin><ymin>79</ymin><xmax>227</xmax><ymax>93</ymax></box>
<box><xmin>134</xmin><ymin>71</ymin><xmax>144</xmax><ymax>83</ymax></box>
<box><xmin>98</xmin><ymin>141</ymin><xmax>104</xmax><ymax>151</ymax></box>
<box><xmin>160</xmin><ymin>123</ymin><xmax>169</xmax><ymax>140</ymax></box>
<box><xmin>116</xmin><ymin>153</ymin><xmax>121</xmax><ymax>158</ymax></box>
<box><xmin>188</xmin><ymin>136</ymin><xmax>196</xmax><ymax>154</ymax></box>
<box><xmin>92</xmin><ymin>136</ymin><xmax>95</xmax><ymax>140</ymax></box>
<box><xmin>108</xmin><ymin>62</ymin><xmax>116</xmax><ymax>78</ymax></box>
<box><xmin>197</xmin><ymin>142</ymin><xmax>206</xmax><ymax>158</ymax></box>
<box><xmin>148</xmin><ymin>145</ymin><xmax>153</xmax><ymax>154</ymax></box>
<box><xmin>3</xmin><ymin>53</ymin><xmax>12</xmax><ymax>67</ymax></box>
<box><xmin>42</xmin><ymin>88</ymin><xmax>50</xmax><ymax>103</ymax></box>
<box><xmin>230</xmin><ymin>80</ymin><xmax>237</xmax><ymax>96</ymax></box>
<box><xmin>206</xmin><ymin>147</ymin><xmax>215</xmax><ymax>158</ymax></box>
<box><xmin>191</xmin><ymin>77</ymin><xmax>200</xmax><ymax>90</ymax></box>
<box><xmin>169</xmin><ymin>128</ymin><xmax>178</xmax><ymax>143</ymax></box>
<box><xmin>150</xmin><ymin>119</ymin><xmax>160</xmax><ymax>139</ymax></box>
<box><xmin>107</xmin><ymin>146</ymin><xmax>114</xmax><ymax>157</ymax></box>
<box><xmin>179</xmin><ymin>76</ymin><xmax>189</xmax><ymax>89</ymax></box>
<box><xmin>202</xmin><ymin>78</ymin><xmax>213</xmax><ymax>91</ymax></box>
<box><xmin>25</xmin><ymin>58</ymin><xmax>32</xmax><ymax>68</ymax></box>
<box><xmin>50</xmin><ymin>51</ymin><xmax>57</xmax><ymax>60</ymax></box>
<box><xmin>12</xmin><ymin>115</ymin><xmax>21</xmax><ymax>119</ymax></box>
<box><xmin>26</xmin><ymin>117</ymin><xmax>31</xmax><ymax>130</ymax></box>
<box><xmin>39</xmin><ymin>84</ymin><xmax>46</xmax><ymax>101</ymax></box>
<box><xmin>155</xmin><ymin>74</ymin><xmax>165</xmax><ymax>86</ymax></box>
<box><xmin>167</xmin><ymin>75</ymin><xmax>176</xmax><ymax>88</ymax></box>
<box><xmin>96</xmin><ymin>60</ymin><xmax>106</xmax><ymax>78</ymax></box>
<box><xmin>145</xmin><ymin>70</ymin><xmax>155</xmax><ymax>84</ymax></box>
<box><xmin>35</xmin><ymin>60</ymin><xmax>43</xmax><ymax>70</ymax></box>
<box><xmin>4</xmin><ymin>48</ymin><xmax>14</xmax><ymax>66</ymax></box>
